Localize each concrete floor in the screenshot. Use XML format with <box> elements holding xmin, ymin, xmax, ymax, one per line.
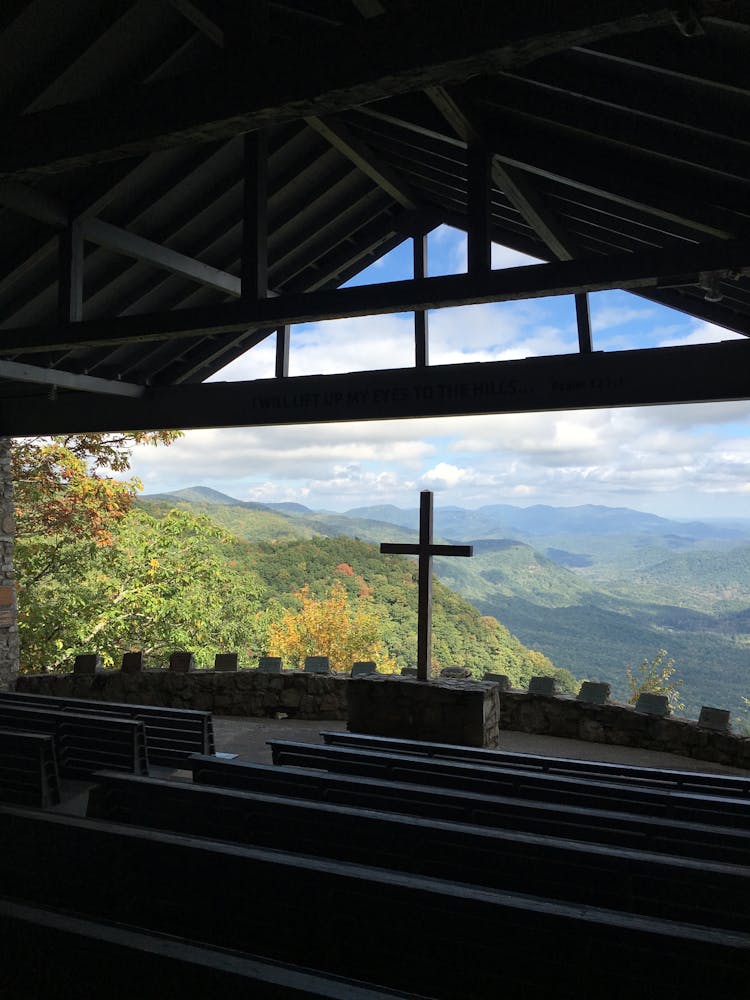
<box><xmin>212</xmin><ymin>714</ymin><xmax>750</xmax><ymax>774</ymax></box>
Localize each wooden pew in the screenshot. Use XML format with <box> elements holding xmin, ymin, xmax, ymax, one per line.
<box><xmin>2</xmin><ymin>804</ymin><xmax>748</xmax><ymax>999</ymax></box>
<box><xmin>0</xmin><ymin>690</ymin><xmax>214</xmax><ymax>766</ymax></box>
<box><xmin>189</xmin><ymin>754</ymin><xmax>750</xmax><ymax>865</ymax></box>
<box><xmin>0</xmin><ymin>703</ymin><xmax>147</xmax><ymax>778</ymax></box>
<box><xmin>268</xmin><ymin>740</ymin><xmax>750</xmax><ymax>829</ymax></box>
<box><xmin>87</xmin><ymin>769</ymin><xmax>750</xmax><ymax>931</ymax></box>
<box><xmin>0</xmin><ymin>896</ymin><xmax>413</xmax><ymax>1000</ymax></box>
<box><xmin>321</xmin><ymin>730</ymin><xmax>750</xmax><ymax>796</ymax></box>
<box><xmin>0</xmin><ymin>728</ymin><xmax>60</xmax><ymax>807</ymax></box>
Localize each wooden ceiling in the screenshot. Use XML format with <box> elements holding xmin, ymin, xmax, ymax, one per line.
<box><xmin>1</xmin><ymin>0</ymin><xmax>749</xmax><ymax>433</ymax></box>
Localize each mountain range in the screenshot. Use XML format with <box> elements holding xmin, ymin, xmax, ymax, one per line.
<box><xmin>142</xmin><ymin>487</ymin><xmax>750</xmax><ymax>723</ymax></box>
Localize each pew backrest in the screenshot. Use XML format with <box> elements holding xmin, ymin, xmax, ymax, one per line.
<box><xmin>1</xmin><ymin>690</ymin><xmax>213</xmax><ymax>765</ymax></box>
<box><xmin>0</xmin><ymin>728</ymin><xmax>61</xmax><ymax>807</ymax></box>
<box><xmin>267</xmin><ymin>740</ymin><xmax>750</xmax><ymax>830</ymax></box>
<box><xmin>0</xmin><ymin>895</ymin><xmax>414</xmax><ymax>1000</ymax></box>
<box><xmin>3</xmin><ymin>803</ymin><xmax>750</xmax><ymax>1000</ymax></box>
<box><xmin>189</xmin><ymin>754</ymin><xmax>750</xmax><ymax>865</ymax></box>
<box><xmin>320</xmin><ymin>730</ymin><xmax>750</xmax><ymax>796</ymax></box>
<box><xmin>0</xmin><ymin>703</ymin><xmax>147</xmax><ymax>778</ymax></box>
<box><xmin>88</xmin><ymin>769</ymin><xmax>750</xmax><ymax>931</ymax></box>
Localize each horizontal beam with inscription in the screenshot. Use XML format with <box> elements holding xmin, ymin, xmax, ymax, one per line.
<box><xmin>3</xmin><ymin>340</ymin><xmax>748</xmax><ymax>436</ymax></box>
<box><xmin>3</xmin><ymin>239</ymin><xmax>749</xmax><ymax>354</ymax></box>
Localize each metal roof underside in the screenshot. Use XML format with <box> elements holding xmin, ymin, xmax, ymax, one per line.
<box><xmin>1</xmin><ymin>0</ymin><xmax>750</xmax><ymax>434</ymax></box>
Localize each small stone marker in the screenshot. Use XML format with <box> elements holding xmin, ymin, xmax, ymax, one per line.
<box><xmin>73</xmin><ymin>654</ymin><xmax>102</xmax><ymax>675</ymax></box>
<box><xmin>351</xmin><ymin>661</ymin><xmax>377</xmax><ymax>677</ymax></box>
<box><xmin>169</xmin><ymin>651</ymin><xmax>195</xmax><ymax>673</ymax></box>
<box><xmin>304</xmin><ymin>656</ymin><xmax>331</xmax><ymax>674</ymax></box>
<box><xmin>401</xmin><ymin>667</ymin><xmax>418</xmax><ymax>677</ymax></box>
<box><xmin>214</xmin><ymin>652</ymin><xmax>238</xmax><ymax>672</ymax></box>
<box><xmin>121</xmin><ymin>651</ymin><xmax>143</xmax><ymax>674</ymax></box>
<box><xmin>258</xmin><ymin>657</ymin><xmax>282</xmax><ymax>673</ymax></box>
<box><xmin>635</xmin><ymin>692</ymin><xmax>670</xmax><ymax>716</ymax></box>
<box><xmin>483</xmin><ymin>673</ymin><xmax>511</xmax><ymax>691</ymax></box>
<box><xmin>698</xmin><ymin>706</ymin><xmax>731</xmax><ymax>733</ymax></box>
<box><xmin>528</xmin><ymin>676</ymin><xmax>557</xmax><ymax>696</ymax></box>
<box><xmin>440</xmin><ymin>665</ymin><xmax>472</xmax><ymax>679</ymax></box>
<box><xmin>577</xmin><ymin>681</ymin><xmax>611</xmax><ymax>705</ymax></box>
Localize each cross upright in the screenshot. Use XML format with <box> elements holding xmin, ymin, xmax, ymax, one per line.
<box><xmin>380</xmin><ymin>490</ymin><xmax>473</xmax><ymax>681</ymax></box>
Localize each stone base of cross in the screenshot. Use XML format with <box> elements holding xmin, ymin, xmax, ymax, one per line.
<box><xmin>380</xmin><ymin>490</ymin><xmax>473</xmax><ymax>681</ymax></box>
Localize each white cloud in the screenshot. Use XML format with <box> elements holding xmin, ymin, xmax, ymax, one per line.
<box><xmin>658</xmin><ymin>321</ymin><xmax>745</xmax><ymax>348</ymax></box>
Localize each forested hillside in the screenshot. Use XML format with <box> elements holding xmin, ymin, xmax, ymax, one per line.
<box><xmin>140</xmin><ymin>490</ymin><xmax>750</xmax><ymax>724</ymax></box>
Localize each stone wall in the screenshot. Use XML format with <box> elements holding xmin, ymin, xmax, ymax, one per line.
<box><xmin>0</xmin><ymin>437</ymin><xmax>18</xmax><ymax>691</ymax></box>
<box><xmin>16</xmin><ymin>669</ymin><xmax>349</xmax><ymax>719</ymax></box>
<box><xmin>13</xmin><ymin>670</ymin><xmax>750</xmax><ymax>769</ymax></box>
<box><xmin>497</xmin><ymin>691</ymin><xmax>750</xmax><ymax>770</ymax></box>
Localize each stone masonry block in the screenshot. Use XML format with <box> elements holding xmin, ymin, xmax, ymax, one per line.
<box><xmin>635</xmin><ymin>692</ymin><xmax>670</xmax><ymax>716</ymax></box>
<box><xmin>214</xmin><ymin>652</ymin><xmax>238</xmax><ymax>671</ymax></box>
<box><xmin>698</xmin><ymin>706</ymin><xmax>732</xmax><ymax>733</ymax></box>
<box><xmin>73</xmin><ymin>654</ymin><xmax>102</xmax><ymax>675</ymax></box>
<box><xmin>169</xmin><ymin>651</ymin><xmax>195</xmax><ymax>673</ymax></box>
<box><xmin>528</xmin><ymin>676</ymin><xmax>557</xmax><ymax>696</ymax></box>
<box><xmin>577</xmin><ymin>681</ymin><xmax>611</xmax><ymax>705</ymax></box>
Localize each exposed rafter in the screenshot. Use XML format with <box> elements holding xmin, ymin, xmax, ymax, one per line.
<box><xmin>83</xmin><ymin>219</ymin><xmax>242</xmax><ymax>298</ymax></box>
<box><xmin>0</xmin><ymin>3</ymin><xmax>681</xmax><ymax>180</ymax></box>
<box><xmin>306</xmin><ymin>116</ymin><xmax>421</xmax><ymax>209</ymax></box>
<box><xmin>0</xmin><ymin>359</ymin><xmax>144</xmax><ymax>397</ymax></box>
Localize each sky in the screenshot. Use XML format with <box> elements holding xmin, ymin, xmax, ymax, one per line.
<box><xmin>128</xmin><ymin>226</ymin><xmax>750</xmax><ymax>520</ymax></box>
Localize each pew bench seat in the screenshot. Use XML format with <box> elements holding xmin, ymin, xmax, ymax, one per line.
<box><xmin>88</xmin><ymin>769</ymin><xmax>750</xmax><ymax>931</ymax></box>
<box><xmin>189</xmin><ymin>753</ymin><xmax>750</xmax><ymax>865</ymax></box>
<box><xmin>2</xmin><ymin>803</ymin><xmax>749</xmax><ymax>1000</ymax></box>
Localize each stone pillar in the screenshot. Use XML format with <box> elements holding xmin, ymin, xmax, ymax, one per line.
<box><xmin>0</xmin><ymin>438</ymin><xmax>18</xmax><ymax>690</ymax></box>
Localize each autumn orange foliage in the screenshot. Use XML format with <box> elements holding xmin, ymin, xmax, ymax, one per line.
<box><xmin>266</xmin><ymin>581</ymin><xmax>397</xmax><ymax>673</ymax></box>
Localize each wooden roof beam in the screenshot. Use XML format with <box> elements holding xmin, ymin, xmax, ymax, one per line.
<box><xmin>3</xmin><ymin>237</ymin><xmax>750</xmax><ymax>354</ymax></box>
<box><xmin>306</xmin><ymin>116</ymin><xmax>421</xmax><ymax>209</ymax></box>
<box><xmin>0</xmin><ymin>359</ymin><xmax>145</xmax><ymax>398</ymax></box>
<box><xmin>3</xmin><ymin>339</ymin><xmax>750</xmax><ymax>436</ymax></box>
<box><xmin>0</xmin><ymin>3</ymin><xmax>681</xmax><ymax>180</ymax></box>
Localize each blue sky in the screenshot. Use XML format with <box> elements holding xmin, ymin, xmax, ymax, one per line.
<box><xmin>130</xmin><ymin>227</ymin><xmax>750</xmax><ymax>520</ymax></box>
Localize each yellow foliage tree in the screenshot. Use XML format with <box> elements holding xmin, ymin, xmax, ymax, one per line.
<box><xmin>625</xmin><ymin>649</ymin><xmax>685</xmax><ymax>712</ymax></box>
<box><xmin>267</xmin><ymin>581</ymin><xmax>397</xmax><ymax>673</ymax></box>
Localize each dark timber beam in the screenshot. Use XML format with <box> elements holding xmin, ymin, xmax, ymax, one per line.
<box><xmin>414</xmin><ymin>234</ymin><xmax>429</xmax><ymax>368</ymax></box>
<box><xmin>0</xmin><ymin>3</ymin><xmax>681</xmax><ymax>179</ymax></box>
<box><xmin>467</xmin><ymin>143</ymin><xmax>492</xmax><ymax>274</ymax></box>
<box><xmin>4</xmin><ymin>340</ymin><xmax>749</xmax><ymax>436</ymax></box>
<box><xmin>425</xmin><ymin>85</ymin><xmax>596</xmax><ymax>350</ymax></box>
<box><xmin>0</xmin><ymin>360</ymin><xmax>145</xmax><ymax>398</ymax></box>
<box><xmin>83</xmin><ymin>219</ymin><xmax>242</xmax><ymax>297</ymax></box>
<box><xmin>57</xmin><ymin>222</ymin><xmax>83</xmax><ymax>324</ymax></box>
<box><xmin>6</xmin><ymin>239</ymin><xmax>749</xmax><ymax>354</ymax></box>
<box><xmin>242</xmin><ymin>132</ymin><xmax>268</xmax><ymax>301</ymax></box>
<box><xmin>575</xmin><ymin>293</ymin><xmax>594</xmax><ymax>354</ymax></box>
<box><xmin>306</xmin><ymin>116</ymin><xmax>421</xmax><ymax>209</ymax></box>
<box><xmin>275</xmin><ymin>325</ymin><xmax>290</xmax><ymax>378</ymax></box>
<box><xmin>168</xmin><ymin>0</ymin><xmax>225</xmax><ymax>47</ymax></box>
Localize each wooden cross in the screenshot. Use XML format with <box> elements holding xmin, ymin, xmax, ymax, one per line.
<box><xmin>380</xmin><ymin>490</ymin><xmax>473</xmax><ymax>681</ymax></box>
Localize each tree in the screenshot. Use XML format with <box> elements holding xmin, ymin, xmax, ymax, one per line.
<box><xmin>265</xmin><ymin>581</ymin><xmax>397</xmax><ymax>672</ymax></box>
<box><xmin>12</xmin><ymin>432</ymin><xmax>195</xmax><ymax>669</ymax></box>
<box><xmin>625</xmin><ymin>649</ymin><xmax>685</xmax><ymax>712</ymax></box>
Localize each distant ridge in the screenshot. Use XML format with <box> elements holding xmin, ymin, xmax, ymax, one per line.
<box><xmin>143</xmin><ymin>485</ymin><xmax>273</xmax><ymax>512</ymax></box>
